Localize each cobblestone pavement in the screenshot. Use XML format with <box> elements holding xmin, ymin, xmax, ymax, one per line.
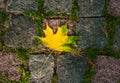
<box><xmin>0</xmin><ymin>0</ymin><xmax>120</xmax><ymax>83</ymax></box>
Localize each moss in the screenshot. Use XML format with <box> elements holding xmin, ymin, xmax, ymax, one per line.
<box><xmin>83</xmin><ymin>69</ymin><xmax>96</xmax><ymax>83</ymax></box>
<box><xmin>102</xmin><ymin>0</ymin><xmax>109</xmax><ymax>16</ymax></box>
<box><xmin>45</xmin><ymin>12</ymin><xmax>70</xmax><ymax>19</ymax></box>
<box><xmin>84</xmin><ymin>47</ymin><xmax>98</xmax><ymax>62</ymax></box>
<box><xmin>15</xmin><ymin>49</ymin><xmax>30</xmax><ymax>66</ymax></box>
<box><xmin>102</xmin><ymin>0</ymin><xmax>120</xmax><ymax>59</ymax></box>
<box><xmin>19</xmin><ymin>67</ymin><xmax>30</xmax><ymax>83</ymax></box>
<box><xmin>0</xmin><ymin>42</ymin><xmax>2</xmax><ymax>50</ymax></box>
<box><xmin>99</xmin><ymin>46</ymin><xmax>120</xmax><ymax>58</ymax></box>
<box><xmin>51</xmin><ymin>72</ymin><xmax>58</xmax><ymax>83</ymax></box>
<box><xmin>0</xmin><ymin>12</ymin><xmax>8</xmax><ymax>24</ymax></box>
<box><xmin>104</xmin><ymin>16</ymin><xmax>120</xmax><ymax>46</ymax></box>
<box><xmin>15</xmin><ymin>49</ymin><xmax>30</xmax><ymax>83</ymax></box>
<box><xmin>0</xmin><ymin>74</ymin><xmax>11</xmax><ymax>83</ymax></box>
<box><xmin>38</xmin><ymin>0</ymin><xmax>45</xmax><ymax>15</ymax></box>
<box><xmin>0</xmin><ymin>27</ymin><xmax>7</xmax><ymax>51</ymax></box>
<box><xmin>70</xmin><ymin>0</ymin><xmax>78</xmax><ymax>21</ymax></box>
<box><xmin>102</xmin><ymin>0</ymin><xmax>120</xmax><ymax>46</ymax></box>
<box><xmin>83</xmin><ymin>47</ymin><xmax>98</xmax><ymax>83</ymax></box>
<box><xmin>0</xmin><ymin>13</ymin><xmax>8</xmax><ymax>51</ymax></box>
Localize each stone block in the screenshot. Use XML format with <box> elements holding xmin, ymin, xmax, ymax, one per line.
<box><xmin>76</xmin><ymin>18</ymin><xmax>107</xmax><ymax>50</ymax></box>
<box><xmin>4</xmin><ymin>14</ymin><xmax>37</xmax><ymax>49</ymax></box>
<box><xmin>29</xmin><ymin>54</ymin><xmax>54</xmax><ymax>83</ymax></box>
<box><xmin>78</xmin><ymin>0</ymin><xmax>105</xmax><ymax>17</ymax></box>
<box><xmin>57</xmin><ymin>55</ymin><xmax>87</xmax><ymax>83</ymax></box>
<box><xmin>92</xmin><ymin>55</ymin><xmax>120</xmax><ymax>83</ymax></box>
<box><xmin>44</xmin><ymin>0</ymin><xmax>72</xmax><ymax>14</ymax></box>
<box><xmin>0</xmin><ymin>52</ymin><xmax>21</xmax><ymax>81</ymax></box>
<box><xmin>0</xmin><ymin>0</ymin><xmax>10</xmax><ymax>12</ymax></box>
<box><xmin>108</xmin><ymin>0</ymin><xmax>120</xmax><ymax>17</ymax></box>
<box><xmin>7</xmin><ymin>0</ymin><xmax>38</xmax><ymax>12</ymax></box>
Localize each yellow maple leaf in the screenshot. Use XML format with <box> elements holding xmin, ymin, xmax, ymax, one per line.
<box><xmin>38</xmin><ymin>24</ymin><xmax>78</xmax><ymax>52</ymax></box>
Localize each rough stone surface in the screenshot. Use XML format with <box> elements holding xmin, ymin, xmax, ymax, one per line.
<box><xmin>0</xmin><ymin>0</ymin><xmax>6</xmax><ymax>11</ymax></box>
<box><xmin>113</xmin><ymin>26</ymin><xmax>120</xmax><ymax>50</ymax></box>
<box><xmin>43</xmin><ymin>19</ymin><xmax>76</xmax><ymax>35</ymax></box>
<box><xmin>7</xmin><ymin>0</ymin><xmax>38</xmax><ymax>12</ymax></box>
<box><xmin>44</xmin><ymin>0</ymin><xmax>72</xmax><ymax>14</ymax></box>
<box><xmin>92</xmin><ymin>55</ymin><xmax>120</xmax><ymax>83</ymax></box>
<box><xmin>78</xmin><ymin>0</ymin><xmax>105</xmax><ymax>17</ymax></box>
<box><xmin>0</xmin><ymin>52</ymin><xmax>21</xmax><ymax>81</ymax></box>
<box><xmin>29</xmin><ymin>54</ymin><xmax>54</xmax><ymax>83</ymax></box>
<box><xmin>108</xmin><ymin>0</ymin><xmax>120</xmax><ymax>17</ymax></box>
<box><xmin>0</xmin><ymin>0</ymin><xmax>10</xmax><ymax>12</ymax></box>
<box><xmin>4</xmin><ymin>15</ymin><xmax>37</xmax><ymax>49</ymax></box>
<box><xmin>57</xmin><ymin>54</ymin><xmax>87</xmax><ymax>83</ymax></box>
<box><xmin>76</xmin><ymin>18</ymin><xmax>107</xmax><ymax>50</ymax></box>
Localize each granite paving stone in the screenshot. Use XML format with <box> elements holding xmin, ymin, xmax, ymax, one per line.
<box><xmin>76</xmin><ymin>18</ymin><xmax>108</xmax><ymax>50</ymax></box>
<box><xmin>57</xmin><ymin>54</ymin><xmax>87</xmax><ymax>83</ymax></box>
<box><xmin>0</xmin><ymin>0</ymin><xmax>10</xmax><ymax>12</ymax></box>
<box><xmin>108</xmin><ymin>0</ymin><xmax>120</xmax><ymax>17</ymax></box>
<box><xmin>44</xmin><ymin>0</ymin><xmax>72</xmax><ymax>14</ymax></box>
<box><xmin>4</xmin><ymin>14</ymin><xmax>37</xmax><ymax>49</ymax></box>
<box><xmin>29</xmin><ymin>54</ymin><xmax>54</xmax><ymax>83</ymax></box>
<box><xmin>7</xmin><ymin>0</ymin><xmax>38</xmax><ymax>12</ymax></box>
<box><xmin>78</xmin><ymin>0</ymin><xmax>105</xmax><ymax>17</ymax></box>
<box><xmin>92</xmin><ymin>55</ymin><xmax>120</xmax><ymax>83</ymax></box>
<box><xmin>0</xmin><ymin>52</ymin><xmax>21</xmax><ymax>81</ymax></box>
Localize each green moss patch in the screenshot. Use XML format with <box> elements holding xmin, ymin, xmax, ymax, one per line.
<box><xmin>104</xmin><ymin>16</ymin><xmax>120</xmax><ymax>46</ymax></box>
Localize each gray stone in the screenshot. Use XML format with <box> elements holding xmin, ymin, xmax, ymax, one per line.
<box><xmin>92</xmin><ymin>55</ymin><xmax>120</xmax><ymax>83</ymax></box>
<box><xmin>108</xmin><ymin>0</ymin><xmax>120</xmax><ymax>17</ymax></box>
<box><xmin>0</xmin><ymin>0</ymin><xmax>10</xmax><ymax>12</ymax></box>
<box><xmin>7</xmin><ymin>0</ymin><xmax>38</xmax><ymax>12</ymax></box>
<box><xmin>29</xmin><ymin>54</ymin><xmax>54</xmax><ymax>83</ymax></box>
<box><xmin>76</xmin><ymin>18</ymin><xmax>107</xmax><ymax>50</ymax></box>
<box><xmin>57</xmin><ymin>54</ymin><xmax>87</xmax><ymax>83</ymax></box>
<box><xmin>44</xmin><ymin>0</ymin><xmax>72</xmax><ymax>14</ymax></box>
<box><xmin>4</xmin><ymin>15</ymin><xmax>37</xmax><ymax>49</ymax></box>
<box><xmin>113</xmin><ymin>26</ymin><xmax>120</xmax><ymax>50</ymax></box>
<box><xmin>78</xmin><ymin>0</ymin><xmax>105</xmax><ymax>17</ymax></box>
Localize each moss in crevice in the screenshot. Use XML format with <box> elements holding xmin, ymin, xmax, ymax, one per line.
<box><xmin>70</xmin><ymin>0</ymin><xmax>78</xmax><ymax>21</ymax></box>
<box><xmin>0</xmin><ymin>27</ymin><xmax>7</xmax><ymax>51</ymax></box>
<box><xmin>102</xmin><ymin>0</ymin><xmax>109</xmax><ymax>16</ymax></box>
<box><xmin>85</xmin><ymin>48</ymin><xmax>98</xmax><ymax>61</ymax></box>
<box><xmin>99</xmin><ymin>46</ymin><xmax>120</xmax><ymax>59</ymax></box>
<box><xmin>104</xmin><ymin>17</ymin><xmax>120</xmax><ymax>46</ymax></box>
<box><xmin>83</xmin><ymin>68</ymin><xmax>96</xmax><ymax>83</ymax></box>
<box><xmin>19</xmin><ymin>66</ymin><xmax>30</xmax><ymax>83</ymax></box>
<box><xmin>44</xmin><ymin>12</ymin><xmax>70</xmax><ymax>19</ymax></box>
<box><xmin>83</xmin><ymin>47</ymin><xmax>98</xmax><ymax>83</ymax></box>
<box><xmin>0</xmin><ymin>12</ymin><xmax>8</xmax><ymax>51</ymax></box>
<box><xmin>15</xmin><ymin>49</ymin><xmax>30</xmax><ymax>66</ymax></box>
<box><xmin>38</xmin><ymin>0</ymin><xmax>45</xmax><ymax>15</ymax></box>
<box><xmin>0</xmin><ymin>12</ymin><xmax>8</xmax><ymax>24</ymax></box>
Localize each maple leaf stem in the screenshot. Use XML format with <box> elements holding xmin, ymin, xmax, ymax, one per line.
<box><xmin>40</xmin><ymin>50</ymin><xmax>54</xmax><ymax>76</ymax></box>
